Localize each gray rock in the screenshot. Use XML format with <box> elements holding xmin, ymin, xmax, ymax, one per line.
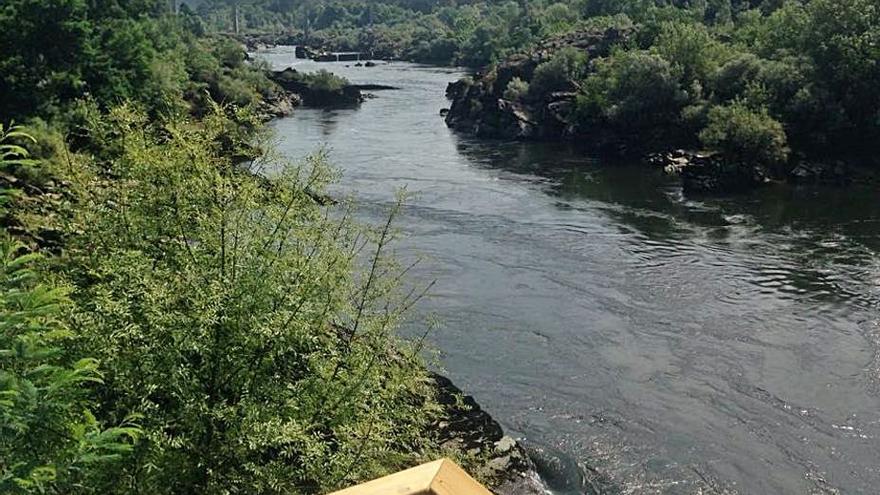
<box><xmin>430</xmin><ymin>373</ymin><xmax>546</xmax><ymax>494</ymax></box>
<box><xmin>444</xmin><ymin>27</ymin><xmax>635</xmax><ymax>141</ymax></box>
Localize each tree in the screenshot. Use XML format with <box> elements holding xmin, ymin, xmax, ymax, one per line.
<box><xmin>529</xmin><ymin>47</ymin><xmax>588</xmax><ymax>97</ymax></box>
<box><xmin>578</xmin><ymin>50</ymin><xmax>687</xmax><ymax>130</ymax></box>
<box><xmin>699</xmin><ymin>101</ymin><xmax>790</xmax><ymax>165</ymax></box>
<box><xmin>60</xmin><ymin>106</ymin><xmax>444</xmax><ymax>493</ymax></box>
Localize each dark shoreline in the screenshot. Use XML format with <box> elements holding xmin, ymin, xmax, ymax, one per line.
<box><xmin>431</xmin><ymin>373</ymin><xmax>546</xmax><ymax>494</ymax></box>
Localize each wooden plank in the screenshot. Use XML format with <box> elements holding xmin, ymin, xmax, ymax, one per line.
<box><xmin>430</xmin><ymin>459</ymin><xmax>494</xmax><ymax>495</ymax></box>
<box><xmin>326</xmin><ymin>458</ymin><xmax>493</xmax><ymax>495</ymax></box>
<box><xmin>327</xmin><ymin>459</ymin><xmax>442</xmax><ymax>495</ymax></box>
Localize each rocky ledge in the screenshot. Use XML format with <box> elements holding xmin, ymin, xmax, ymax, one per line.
<box><xmin>268</xmin><ymin>68</ymin><xmax>365</xmax><ymax>108</ymax></box>
<box><xmin>444</xmin><ymin>27</ymin><xmax>633</xmax><ymax>141</ymax></box>
<box><xmin>650</xmin><ymin>149</ymin><xmax>878</xmax><ymax>194</ymax></box>
<box><xmin>431</xmin><ymin>373</ymin><xmax>546</xmax><ymax>495</ymax></box>
<box><xmin>648</xmin><ymin>150</ymin><xmax>770</xmax><ymax>195</ymax></box>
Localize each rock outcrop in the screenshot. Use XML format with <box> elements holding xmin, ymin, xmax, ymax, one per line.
<box><xmin>788</xmin><ymin>160</ymin><xmax>852</xmax><ymax>185</ymax></box>
<box><xmin>649</xmin><ymin>150</ymin><xmax>771</xmax><ymax>194</ymax></box>
<box><xmin>268</xmin><ymin>68</ymin><xmax>365</xmax><ymax>107</ymax></box>
<box><xmin>259</xmin><ymin>90</ymin><xmax>301</xmax><ymax>119</ymax></box>
<box><xmin>444</xmin><ymin>27</ymin><xmax>633</xmax><ymax>140</ymax></box>
<box><xmin>431</xmin><ymin>373</ymin><xmax>546</xmax><ymax>495</ymax></box>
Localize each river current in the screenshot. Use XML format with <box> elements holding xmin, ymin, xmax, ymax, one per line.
<box><xmin>257</xmin><ymin>47</ymin><xmax>880</xmax><ymax>494</ymax></box>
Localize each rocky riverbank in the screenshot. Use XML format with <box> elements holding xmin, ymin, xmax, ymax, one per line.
<box><xmin>431</xmin><ymin>373</ymin><xmax>546</xmax><ymax>495</ymax></box>
<box><xmin>649</xmin><ymin>149</ymin><xmax>878</xmax><ymax>194</ymax></box>
<box><xmin>444</xmin><ymin>27</ymin><xmax>633</xmax><ymax>142</ymax></box>
<box><xmin>442</xmin><ymin>26</ymin><xmax>877</xmax><ymax>195</ymax></box>
<box><xmin>258</xmin><ymin>65</ymin><xmax>401</xmax><ymax>118</ymax></box>
<box><xmin>268</xmin><ymin>67</ymin><xmax>365</xmax><ymax>108</ymax></box>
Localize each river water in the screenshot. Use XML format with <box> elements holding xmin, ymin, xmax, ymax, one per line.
<box><xmin>257</xmin><ymin>47</ymin><xmax>880</xmax><ymax>494</ymax></box>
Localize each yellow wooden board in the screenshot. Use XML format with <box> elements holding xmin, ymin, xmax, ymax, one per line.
<box><xmin>327</xmin><ymin>459</ymin><xmax>493</xmax><ymax>495</ymax></box>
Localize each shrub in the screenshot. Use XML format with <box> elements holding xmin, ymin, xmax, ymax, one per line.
<box><xmin>577</xmin><ymin>50</ymin><xmax>687</xmax><ymax>130</ymax></box>
<box><xmin>699</xmin><ymin>101</ymin><xmax>790</xmax><ymax>165</ymax></box>
<box><xmin>0</xmin><ymin>125</ymin><xmax>139</xmax><ymax>494</ymax></box>
<box><xmin>529</xmin><ymin>47</ymin><xmax>588</xmax><ymax>97</ymax></box>
<box><xmin>711</xmin><ymin>53</ymin><xmax>764</xmax><ymax>102</ymax></box>
<box><xmin>503</xmin><ymin>77</ymin><xmax>530</xmax><ymax>101</ymax></box>
<box><xmin>302</xmin><ymin>69</ymin><xmax>349</xmax><ymax>93</ymax></box>
<box><xmin>58</xmin><ymin>106</ymin><xmax>443</xmax><ymax>493</ymax></box>
<box><xmin>654</xmin><ymin>21</ymin><xmax>732</xmax><ymax>85</ymax></box>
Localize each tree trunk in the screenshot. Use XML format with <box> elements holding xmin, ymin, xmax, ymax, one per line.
<box><xmin>233</xmin><ymin>3</ymin><xmax>240</xmax><ymax>34</ymax></box>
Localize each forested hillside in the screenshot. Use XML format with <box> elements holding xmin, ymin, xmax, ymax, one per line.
<box><xmin>437</xmin><ymin>0</ymin><xmax>879</xmax><ymax>173</ymax></box>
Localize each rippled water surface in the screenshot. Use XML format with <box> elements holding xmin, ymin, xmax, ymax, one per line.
<box><xmin>258</xmin><ymin>47</ymin><xmax>880</xmax><ymax>494</ymax></box>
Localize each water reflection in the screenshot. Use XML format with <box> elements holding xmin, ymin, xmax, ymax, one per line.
<box><xmin>452</xmin><ymin>135</ymin><xmax>880</xmax><ymax>314</ymax></box>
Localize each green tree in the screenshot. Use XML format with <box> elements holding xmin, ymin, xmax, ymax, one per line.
<box><xmin>654</xmin><ymin>21</ymin><xmax>731</xmax><ymax>86</ymax></box>
<box><xmin>529</xmin><ymin>47</ymin><xmax>588</xmax><ymax>97</ymax></box>
<box><xmin>699</xmin><ymin>101</ymin><xmax>790</xmax><ymax>165</ymax></box>
<box><xmin>60</xmin><ymin>106</ymin><xmax>444</xmax><ymax>493</ymax></box>
<box><xmin>578</xmin><ymin>50</ymin><xmax>687</xmax><ymax>130</ymax></box>
<box><xmin>0</xmin><ymin>0</ymin><xmax>92</xmax><ymax>118</ymax></box>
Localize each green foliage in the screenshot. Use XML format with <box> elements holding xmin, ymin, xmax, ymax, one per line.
<box><xmin>427</xmin><ymin>0</ymin><xmax>878</xmax><ymax>158</ymax></box>
<box><xmin>654</xmin><ymin>21</ymin><xmax>732</xmax><ymax>86</ymax></box>
<box><xmin>0</xmin><ymin>126</ymin><xmax>139</xmax><ymax>494</ymax></box>
<box><xmin>530</xmin><ymin>47</ymin><xmax>588</xmax><ymax>97</ymax></box>
<box><xmin>56</xmin><ymin>105</ymin><xmax>443</xmax><ymax>493</ymax></box>
<box><xmin>0</xmin><ymin>1</ymin><xmax>275</xmax><ymax>122</ymax></box>
<box><xmin>699</xmin><ymin>101</ymin><xmax>790</xmax><ymax>165</ymax></box>
<box><xmin>297</xmin><ymin>70</ymin><xmax>350</xmax><ymax>93</ymax></box>
<box><xmin>577</xmin><ymin>50</ymin><xmax>686</xmax><ymax>130</ymax></box>
<box><xmin>503</xmin><ymin>77</ymin><xmax>531</xmax><ymax>102</ymax></box>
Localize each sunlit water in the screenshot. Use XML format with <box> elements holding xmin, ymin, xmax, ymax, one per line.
<box><xmin>257</xmin><ymin>47</ymin><xmax>880</xmax><ymax>494</ymax></box>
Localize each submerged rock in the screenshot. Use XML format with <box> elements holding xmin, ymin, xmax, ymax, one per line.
<box><xmin>650</xmin><ymin>150</ymin><xmax>772</xmax><ymax>194</ymax></box>
<box><xmin>686</xmin><ymin>158</ymin><xmax>769</xmax><ymax>194</ymax></box>
<box><xmin>789</xmin><ymin>160</ymin><xmax>852</xmax><ymax>185</ymax></box>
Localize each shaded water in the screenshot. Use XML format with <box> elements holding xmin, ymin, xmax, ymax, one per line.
<box><xmin>258</xmin><ymin>47</ymin><xmax>880</xmax><ymax>494</ymax></box>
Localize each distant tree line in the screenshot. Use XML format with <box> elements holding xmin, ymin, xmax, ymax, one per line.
<box><xmin>191</xmin><ymin>0</ymin><xmax>878</xmax><ymax>162</ymax></box>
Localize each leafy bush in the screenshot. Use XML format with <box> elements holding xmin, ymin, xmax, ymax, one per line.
<box><xmin>0</xmin><ymin>125</ymin><xmax>139</xmax><ymax>494</ymax></box>
<box><xmin>58</xmin><ymin>106</ymin><xmax>443</xmax><ymax>493</ymax></box>
<box><xmin>699</xmin><ymin>101</ymin><xmax>790</xmax><ymax>165</ymax></box>
<box><xmin>530</xmin><ymin>47</ymin><xmax>588</xmax><ymax>97</ymax></box>
<box><xmin>503</xmin><ymin>77</ymin><xmax>530</xmax><ymax>101</ymax></box>
<box><xmin>578</xmin><ymin>50</ymin><xmax>687</xmax><ymax>130</ymax></box>
<box><xmin>302</xmin><ymin>69</ymin><xmax>349</xmax><ymax>93</ymax></box>
<box><xmin>654</xmin><ymin>21</ymin><xmax>732</xmax><ymax>85</ymax></box>
<box><xmin>711</xmin><ymin>53</ymin><xmax>765</xmax><ymax>103</ymax></box>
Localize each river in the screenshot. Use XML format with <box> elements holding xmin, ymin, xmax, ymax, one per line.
<box><xmin>257</xmin><ymin>47</ymin><xmax>880</xmax><ymax>494</ymax></box>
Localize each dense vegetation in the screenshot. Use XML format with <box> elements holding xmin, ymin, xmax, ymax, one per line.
<box><xmin>0</xmin><ymin>2</ymin><xmax>459</xmax><ymax>493</ymax></box>
<box><xmin>195</xmin><ymin>0</ymin><xmax>591</xmax><ymax>65</ymax></box>
<box><xmin>192</xmin><ymin>0</ymin><xmax>878</xmax><ymax>164</ymax></box>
